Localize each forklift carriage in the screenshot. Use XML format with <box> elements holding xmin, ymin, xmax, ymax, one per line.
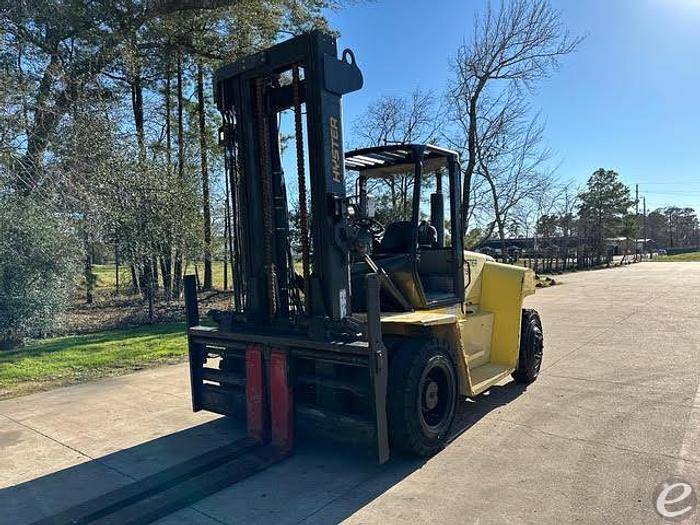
<box><xmin>185</xmin><ymin>31</ymin><xmax>544</xmax><ymax>464</ymax></box>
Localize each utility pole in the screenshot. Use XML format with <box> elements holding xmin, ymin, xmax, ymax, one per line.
<box><xmin>643</xmin><ymin>196</ymin><xmax>647</xmax><ymax>258</ymax></box>
<box><xmin>635</xmin><ymin>184</ymin><xmax>639</xmax><ymax>260</ymax></box>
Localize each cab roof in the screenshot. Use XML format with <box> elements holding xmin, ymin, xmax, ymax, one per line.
<box><xmin>345</xmin><ymin>144</ymin><xmax>459</xmax><ymax>177</ymax></box>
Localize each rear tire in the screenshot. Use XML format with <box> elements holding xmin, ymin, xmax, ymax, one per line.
<box><xmin>387</xmin><ymin>339</ymin><xmax>457</xmax><ymax>457</ymax></box>
<box><xmin>512</xmin><ymin>309</ymin><xmax>544</xmax><ymax>384</ymax></box>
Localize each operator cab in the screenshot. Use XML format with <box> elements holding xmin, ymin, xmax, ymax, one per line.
<box><xmin>345</xmin><ymin>144</ymin><xmax>464</xmax><ymax>312</ymax></box>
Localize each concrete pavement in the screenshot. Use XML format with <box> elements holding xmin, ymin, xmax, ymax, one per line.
<box><xmin>1</xmin><ymin>262</ymin><xmax>698</xmax><ymax>524</ymax></box>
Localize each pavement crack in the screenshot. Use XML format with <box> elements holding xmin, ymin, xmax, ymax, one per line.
<box><xmin>542</xmin><ymin>374</ymin><xmax>700</xmax><ymax>405</ymax></box>
<box><xmin>542</xmin><ymin>287</ymin><xmax>671</xmax><ymax>372</ymax></box>
<box><xmin>491</xmin><ymin>416</ymin><xmax>700</xmax><ymax>465</ymax></box>
<box><xmin>0</xmin><ymin>412</ymin><xmax>138</xmax><ymax>482</ymax></box>
<box><xmin>293</xmin><ymin>470</ymin><xmax>385</xmax><ymax>525</ymax></box>
<box><xmin>190</xmin><ymin>506</ymin><xmax>230</xmax><ymax>525</ymax></box>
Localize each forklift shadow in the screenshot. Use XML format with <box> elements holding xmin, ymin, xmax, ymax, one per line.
<box><xmin>182</xmin><ymin>381</ymin><xmax>527</xmax><ymax>524</ymax></box>
<box><xmin>1</xmin><ymin>416</ymin><xmax>243</xmax><ymax>524</ymax></box>
<box><xmin>2</xmin><ymin>382</ymin><xmax>525</xmax><ymax>525</ymax></box>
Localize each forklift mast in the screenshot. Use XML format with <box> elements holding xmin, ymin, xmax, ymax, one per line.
<box><xmin>215</xmin><ymin>31</ymin><xmax>363</xmax><ymax>323</ymax></box>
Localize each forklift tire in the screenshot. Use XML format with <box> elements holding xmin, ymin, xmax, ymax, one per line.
<box><xmin>387</xmin><ymin>338</ymin><xmax>457</xmax><ymax>457</ymax></box>
<box><xmin>512</xmin><ymin>309</ymin><xmax>544</xmax><ymax>384</ymax></box>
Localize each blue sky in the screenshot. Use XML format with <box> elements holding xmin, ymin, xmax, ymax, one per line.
<box><xmin>326</xmin><ymin>0</ymin><xmax>700</xmax><ymax>213</ymax></box>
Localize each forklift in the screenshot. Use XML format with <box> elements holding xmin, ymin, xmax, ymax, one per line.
<box><xmin>34</xmin><ymin>30</ymin><xmax>545</xmax><ymax>525</ymax></box>
<box><xmin>185</xmin><ymin>31</ymin><xmax>544</xmax><ymax>463</ymax></box>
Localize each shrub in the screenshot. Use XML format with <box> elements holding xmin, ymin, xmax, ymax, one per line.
<box><xmin>0</xmin><ymin>195</ymin><xmax>78</xmax><ymax>348</ymax></box>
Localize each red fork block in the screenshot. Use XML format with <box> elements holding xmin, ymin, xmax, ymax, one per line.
<box><xmin>269</xmin><ymin>348</ymin><xmax>294</xmax><ymax>453</ymax></box>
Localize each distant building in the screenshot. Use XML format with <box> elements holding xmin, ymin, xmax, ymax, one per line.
<box><xmin>478</xmin><ymin>236</ymin><xmax>657</xmax><ymax>258</ymax></box>
<box><xmin>605</xmin><ymin>237</ymin><xmax>656</xmax><ymax>255</ymax></box>
<box><xmin>480</xmin><ymin>236</ymin><xmax>578</xmax><ymax>255</ymax></box>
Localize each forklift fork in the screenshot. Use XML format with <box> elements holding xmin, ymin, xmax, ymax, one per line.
<box><xmin>185</xmin><ymin>276</ymin><xmax>295</xmax><ymax>453</ymax></box>
<box><xmin>184</xmin><ymin>274</ymin><xmax>389</xmax><ymax>463</ymax></box>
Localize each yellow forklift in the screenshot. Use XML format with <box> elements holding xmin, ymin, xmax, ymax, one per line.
<box><xmin>185</xmin><ymin>30</ymin><xmax>544</xmax><ymax>462</ymax></box>
<box><xmin>39</xmin><ymin>31</ymin><xmax>544</xmax><ymax>525</ymax></box>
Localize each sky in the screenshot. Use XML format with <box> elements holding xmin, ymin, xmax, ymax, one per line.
<box><xmin>324</xmin><ymin>0</ymin><xmax>700</xmax><ymax>213</ymax></box>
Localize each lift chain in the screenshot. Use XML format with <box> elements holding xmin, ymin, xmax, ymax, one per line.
<box><xmin>223</xmin><ymin>109</ymin><xmax>243</xmax><ymax>311</ymax></box>
<box><xmin>292</xmin><ymin>65</ymin><xmax>311</xmax><ymax>314</ymax></box>
<box><xmin>255</xmin><ymin>77</ymin><xmax>278</xmax><ymax>318</ymax></box>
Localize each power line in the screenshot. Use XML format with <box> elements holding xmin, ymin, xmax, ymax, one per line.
<box><xmin>634</xmin><ymin>181</ymin><xmax>700</xmax><ymax>185</ymax></box>
<box><xmin>637</xmin><ymin>189</ymin><xmax>700</xmax><ymax>197</ymax></box>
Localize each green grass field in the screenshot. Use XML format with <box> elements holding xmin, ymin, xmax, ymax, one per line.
<box><xmin>89</xmin><ymin>264</ymin><xmax>132</xmax><ymax>289</ymax></box>
<box><xmin>652</xmin><ymin>251</ymin><xmax>700</xmax><ymax>262</ymax></box>
<box><xmin>85</xmin><ymin>261</ymin><xmax>230</xmax><ymax>291</ymax></box>
<box><xmin>0</xmin><ymin>322</ymin><xmax>188</xmax><ymax>399</ymax></box>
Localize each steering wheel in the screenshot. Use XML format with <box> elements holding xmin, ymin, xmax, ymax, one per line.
<box><xmin>351</xmin><ymin>216</ymin><xmax>384</xmax><ymax>237</ymax></box>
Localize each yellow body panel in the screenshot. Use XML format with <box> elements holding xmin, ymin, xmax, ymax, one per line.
<box><xmin>480</xmin><ymin>261</ymin><xmax>528</xmax><ymax>369</ymax></box>
<box><xmin>459</xmin><ymin>310</ymin><xmax>494</xmax><ymax>367</ymax></box>
<box><xmin>379</xmin><ymin>251</ymin><xmax>535</xmax><ymax>397</ymax></box>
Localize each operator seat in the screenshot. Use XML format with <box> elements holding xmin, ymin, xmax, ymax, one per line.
<box><xmin>417</xmin><ymin>220</ymin><xmax>438</xmax><ymax>249</ymax></box>
<box><xmin>376</xmin><ymin>221</ymin><xmax>414</xmax><ymax>254</ymax></box>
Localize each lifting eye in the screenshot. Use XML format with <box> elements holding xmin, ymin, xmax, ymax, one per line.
<box><xmin>342</xmin><ymin>49</ymin><xmax>356</xmax><ymax>66</ymax></box>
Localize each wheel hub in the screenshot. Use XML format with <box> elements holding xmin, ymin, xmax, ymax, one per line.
<box><xmin>423</xmin><ymin>380</ymin><xmax>439</xmax><ymax>410</ymax></box>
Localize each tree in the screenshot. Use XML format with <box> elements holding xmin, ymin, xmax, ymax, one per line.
<box><xmin>554</xmin><ymin>183</ymin><xmax>579</xmax><ymax>269</ymax></box>
<box><xmin>352</xmin><ymin>88</ymin><xmax>441</xmax><ymax>222</ymax></box>
<box><xmin>665</xmin><ymin>207</ymin><xmax>698</xmax><ymax>248</ymax></box>
<box><xmin>620</xmin><ymin>212</ymin><xmax>638</xmax><ymax>259</ymax></box>
<box><xmin>646</xmin><ymin>207</ymin><xmax>698</xmax><ymax>249</ymax></box>
<box><xmin>577</xmin><ymin>169</ymin><xmax>633</xmax><ymax>262</ymax></box>
<box><xmin>1</xmin><ymin>0</ymin><xmax>342</xmax><ymax>323</ymax></box>
<box><xmin>448</xmin><ymin>0</ymin><xmax>582</xmax><ymax>235</ymax></box>
<box><xmin>354</xmin><ymin>88</ymin><xmax>441</xmax><ymax>147</ymax></box>
<box><xmin>535</xmin><ymin>214</ymin><xmax>558</xmax><ymax>238</ymax></box>
<box><xmin>475</xmin><ymin>99</ymin><xmax>554</xmax><ymax>256</ymax></box>
<box><xmin>0</xmin><ymin>0</ymin><xmax>337</xmax><ymax>190</ymax></box>
<box><xmin>49</xmin><ymin>90</ymin><xmax>121</xmax><ymax>304</ymax></box>
<box><xmin>646</xmin><ymin>209</ymin><xmax>669</xmax><ymax>247</ymax></box>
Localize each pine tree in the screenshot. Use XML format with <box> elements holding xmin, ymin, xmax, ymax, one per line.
<box><xmin>577</xmin><ymin>169</ymin><xmax>633</xmax><ymax>262</ymax></box>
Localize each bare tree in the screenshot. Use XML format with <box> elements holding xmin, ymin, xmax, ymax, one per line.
<box><xmin>352</xmin><ymin>88</ymin><xmax>443</xmax><ymax>221</ymax></box>
<box><xmin>354</xmin><ymin>88</ymin><xmax>442</xmax><ymax>147</ymax></box>
<box><xmin>475</xmin><ymin>95</ymin><xmax>554</xmax><ymax>256</ymax></box>
<box><xmin>447</xmin><ymin>0</ymin><xmax>582</xmax><ymax>235</ymax></box>
<box><xmin>554</xmin><ymin>182</ymin><xmax>579</xmax><ymax>269</ymax></box>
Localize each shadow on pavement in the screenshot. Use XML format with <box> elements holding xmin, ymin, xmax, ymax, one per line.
<box><xmin>2</xmin><ymin>382</ymin><xmax>526</xmax><ymax>525</ymax></box>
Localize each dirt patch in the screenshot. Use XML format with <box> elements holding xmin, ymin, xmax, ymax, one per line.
<box><xmin>535</xmin><ymin>275</ymin><xmax>557</xmax><ymax>288</ymax></box>
<box><xmin>57</xmin><ymin>290</ymin><xmax>231</xmax><ymax>336</ymax></box>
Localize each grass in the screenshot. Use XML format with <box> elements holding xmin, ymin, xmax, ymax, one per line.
<box><xmin>0</xmin><ymin>322</ymin><xmax>189</xmax><ymax>399</ymax></box>
<box><xmin>91</xmin><ymin>264</ymin><xmax>132</xmax><ymax>289</ymax></box>
<box><xmin>651</xmin><ymin>251</ymin><xmax>700</xmax><ymax>262</ymax></box>
<box><xmin>83</xmin><ymin>261</ymin><xmax>231</xmax><ymax>291</ymax></box>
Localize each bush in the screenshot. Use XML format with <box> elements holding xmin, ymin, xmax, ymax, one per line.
<box><xmin>0</xmin><ymin>195</ymin><xmax>78</xmax><ymax>348</ymax></box>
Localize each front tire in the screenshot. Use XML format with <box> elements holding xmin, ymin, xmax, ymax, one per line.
<box><xmin>387</xmin><ymin>339</ymin><xmax>457</xmax><ymax>456</ymax></box>
<box><xmin>512</xmin><ymin>309</ymin><xmax>544</xmax><ymax>384</ymax></box>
